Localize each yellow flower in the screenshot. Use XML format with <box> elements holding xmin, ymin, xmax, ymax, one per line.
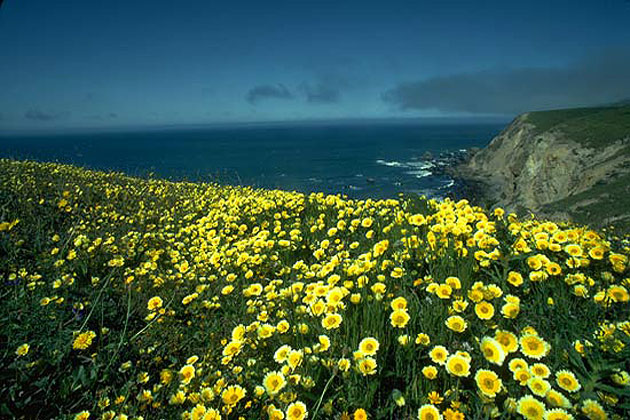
<box><xmin>390</xmin><ymin>309</ymin><xmax>410</xmax><ymax>328</ymax></box>
<box><xmin>445</xmin><ymin>354</ymin><xmax>470</xmax><ymax>377</ymax></box>
<box><xmin>422</xmin><ymin>365</ymin><xmax>438</xmax><ymax>380</ymax></box>
<box><xmin>277</xmin><ymin>320</ymin><xmax>291</xmax><ymax>334</ymax></box>
<box><xmin>474</xmin><ymin>301</ymin><xmax>494</xmax><ymax>320</ymax></box>
<box><xmin>495</xmin><ymin>330</ymin><xmax>518</xmax><ymax>353</ymax></box>
<box><xmin>452</xmin><ymin>299</ymin><xmax>468</xmax><ymax>312</ymax></box>
<box><xmin>480</xmin><ymin>337</ymin><xmax>505</xmax><ymax>366</ymax></box>
<box><xmin>516</xmin><ymin>395</ymin><xmax>545</xmax><ymax>420</ymax></box>
<box><xmin>607</xmin><ymin>285</ymin><xmax>629</xmax><ymax>303</ymax></box>
<box><xmin>222</xmin><ymin>340</ymin><xmax>243</xmax><ymax>357</ymax></box>
<box><xmin>546</xmin><ymin>389</ymin><xmax>571</xmax><ymax>409</ymax></box>
<box><xmin>581</xmin><ymin>399</ymin><xmax>607</xmax><ymax>420</ymax></box>
<box><xmin>530</xmin><ymin>363</ymin><xmax>550</xmax><ymax>378</ymax></box>
<box><xmin>16</xmin><ymin>343</ymin><xmax>30</xmax><ymax>357</ymax></box>
<box><xmin>169</xmin><ymin>391</ymin><xmax>185</xmax><ymax>406</ymax></box>
<box><xmin>287</xmin><ymin>350</ymin><xmax>303</xmax><ymax>370</ymax></box>
<box><xmin>445</xmin><ymin>315</ymin><xmax>467</xmax><ymax>333</ymax></box>
<box><xmin>588</xmin><ymin>246</ymin><xmax>606</xmax><ymax>260</ymax></box>
<box><xmin>519</xmin><ymin>334</ymin><xmax>550</xmax><ymax>360</ymax></box>
<box><xmin>564</xmin><ymin>243</ymin><xmax>583</xmax><ymax>257</ymax></box>
<box><xmin>545</xmin><ymin>408</ymin><xmax>573</xmax><ymax>420</ymax></box>
<box><xmin>390</xmin><ymin>296</ymin><xmax>407</xmax><ymax>311</ymax></box>
<box><xmin>508</xmin><ymin>358</ymin><xmax>528</xmax><ymax>373</ymax></box>
<box><xmin>274</xmin><ymin>345</ymin><xmax>292</xmax><ymax>363</ymax></box>
<box><xmin>221</xmin><ymin>385</ymin><xmax>246</xmax><ymax>406</ymax></box>
<box><xmin>507</xmin><ymin>271</ymin><xmax>523</xmax><ymax>287</ymax></box>
<box><xmin>436</xmin><ymin>284</ymin><xmax>453</xmax><ymax>299</ymax></box>
<box><xmin>514</xmin><ymin>369</ymin><xmax>532</xmax><ymax>386</ymax></box>
<box><xmin>201</xmin><ymin>408</ymin><xmax>221</xmax><ymax>420</ymax></box>
<box><xmin>179</xmin><ymin>364</ymin><xmax>196</xmax><ymax>384</ymax></box>
<box><xmin>353</xmin><ymin>408</ymin><xmax>368</xmax><ymax>420</ymax></box>
<box><xmin>268</xmin><ymin>405</ymin><xmax>285</xmax><ymax>420</ymax></box>
<box><xmin>286</xmin><ymin>401</ymin><xmax>308</xmax><ymax>420</ymax></box>
<box><xmin>445</xmin><ymin>276</ymin><xmax>461</xmax><ymax>289</ymax></box>
<box><xmin>527</xmin><ymin>377</ymin><xmax>551</xmax><ymax>397</ymax></box>
<box><xmin>417</xmin><ymin>404</ymin><xmax>441</xmax><ymax>420</ymax></box>
<box><xmin>429</xmin><ymin>345</ymin><xmax>449</xmax><ymax>365</ymax></box>
<box><xmin>409</xmin><ymin>214</ymin><xmax>426</xmax><ymax>226</ymax></box>
<box><xmin>147</xmin><ymin>296</ymin><xmax>163</xmax><ymax>311</ymax></box>
<box><xmin>555</xmin><ymin>370</ymin><xmax>581</xmax><ymax>393</ymax></box>
<box><xmin>338</xmin><ymin>358</ymin><xmax>351</xmax><ymax>372</ymax></box>
<box><xmin>316</xmin><ymin>334</ymin><xmax>331</xmax><ymax>352</ymax></box>
<box><xmin>415</xmin><ymin>333</ymin><xmax>431</xmax><ymax>346</ymax></box>
<box><xmin>527</xmin><ymin>255</ymin><xmax>543</xmax><ymax>270</ymax></box>
<box><xmin>612</xmin><ymin>370</ymin><xmax>630</xmax><ymax>386</ymax></box>
<box><xmin>322</xmin><ymin>313</ymin><xmax>342</xmax><ymax>330</ymax></box>
<box><xmin>393</xmin><ymin>389</ymin><xmax>405</xmax><ymax>407</ymax></box>
<box><xmin>74</xmin><ymin>411</ymin><xmax>90</xmax><ymax>420</ymax></box>
<box><xmin>72</xmin><ymin>331</ymin><xmax>96</xmax><ymax>350</ymax></box>
<box><xmin>475</xmin><ymin>369</ymin><xmax>502</xmax><ymax>398</ymax></box>
<box><xmin>373</xmin><ymin>239</ymin><xmax>389</xmax><ymax>256</ymax></box>
<box><xmin>502</xmin><ymin>301</ymin><xmax>521</xmax><ymax>318</ymax></box>
<box><xmin>182</xmin><ymin>293</ymin><xmax>199</xmax><ymax>304</ymax></box>
<box><xmin>427</xmin><ymin>391</ymin><xmax>443</xmax><ymax>405</ymax></box>
<box><xmin>358</xmin><ymin>337</ymin><xmax>380</xmax><ymax>356</ymax></box>
<box><xmin>357</xmin><ymin>357</ymin><xmax>377</xmax><ymax>375</ymax></box>
<box><xmin>263</xmin><ymin>371</ymin><xmax>287</xmax><ymax>395</ymax></box>
<box><xmin>191</xmin><ymin>404</ymin><xmax>206</xmax><ymax>420</ymax></box>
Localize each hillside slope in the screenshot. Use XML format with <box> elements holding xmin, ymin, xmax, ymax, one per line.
<box><xmin>1</xmin><ymin>160</ymin><xmax>629</xmax><ymax>419</ymax></box>
<box><xmin>456</xmin><ymin>106</ymin><xmax>630</xmax><ymax>229</ymax></box>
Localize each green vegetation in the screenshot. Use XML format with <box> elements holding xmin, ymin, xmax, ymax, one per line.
<box><xmin>1</xmin><ymin>159</ymin><xmax>630</xmax><ymax>419</ymax></box>
<box><xmin>543</xmin><ymin>171</ymin><xmax>630</xmax><ymax>233</ymax></box>
<box><xmin>526</xmin><ymin>105</ymin><xmax>630</xmax><ymax>148</ymax></box>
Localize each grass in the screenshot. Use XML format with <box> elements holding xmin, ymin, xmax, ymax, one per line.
<box><xmin>526</xmin><ymin>105</ymin><xmax>630</xmax><ymax>148</ymax></box>
<box><xmin>1</xmin><ymin>159</ymin><xmax>630</xmax><ymax>419</ymax></box>
<box><xmin>543</xmin><ymin>170</ymin><xmax>630</xmax><ymax>233</ymax></box>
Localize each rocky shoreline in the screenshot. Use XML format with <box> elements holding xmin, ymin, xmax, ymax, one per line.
<box><xmin>423</xmin><ymin>148</ymin><xmax>491</xmax><ymax>205</ymax></box>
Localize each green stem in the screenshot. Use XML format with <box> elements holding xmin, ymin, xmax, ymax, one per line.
<box><xmin>312</xmin><ymin>372</ymin><xmax>336</xmax><ymax>419</ymax></box>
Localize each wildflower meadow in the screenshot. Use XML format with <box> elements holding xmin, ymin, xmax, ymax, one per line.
<box><xmin>1</xmin><ymin>159</ymin><xmax>629</xmax><ymax>419</ymax></box>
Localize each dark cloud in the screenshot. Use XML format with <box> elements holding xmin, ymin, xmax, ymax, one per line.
<box><xmin>383</xmin><ymin>49</ymin><xmax>630</xmax><ymax>114</ymax></box>
<box><xmin>85</xmin><ymin>113</ymin><xmax>118</xmax><ymax>120</ymax></box>
<box><xmin>25</xmin><ymin>109</ymin><xmax>68</xmax><ymax>121</ymax></box>
<box><xmin>300</xmin><ymin>82</ymin><xmax>340</xmax><ymax>104</ymax></box>
<box><xmin>246</xmin><ymin>84</ymin><xmax>293</xmax><ymax>105</ymax></box>
<box><xmin>300</xmin><ymin>74</ymin><xmax>351</xmax><ymax>104</ymax></box>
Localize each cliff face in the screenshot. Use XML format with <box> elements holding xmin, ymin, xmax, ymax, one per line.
<box><xmin>457</xmin><ymin>106</ymin><xmax>630</xmax><ymax>226</ymax></box>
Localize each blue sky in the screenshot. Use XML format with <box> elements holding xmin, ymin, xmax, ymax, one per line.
<box><xmin>1</xmin><ymin>0</ymin><xmax>630</xmax><ymax>130</ymax></box>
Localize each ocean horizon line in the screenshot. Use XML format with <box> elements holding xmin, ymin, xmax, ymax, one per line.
<box><xmin>0</xmin><ymin>115</ymin><xmax>512</xmax><ymax>137</ymax></box>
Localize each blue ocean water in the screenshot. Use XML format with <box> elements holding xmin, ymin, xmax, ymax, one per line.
<box><xmin>0</xmin><ymin>122</ymin><xmax>503</xmax><ymax>199</ymax></box>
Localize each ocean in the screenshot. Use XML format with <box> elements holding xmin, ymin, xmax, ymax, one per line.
<box><xmin>0</xmin><ymin>122</ymin><xmax>503</xmax><ymax>199</ymax></box>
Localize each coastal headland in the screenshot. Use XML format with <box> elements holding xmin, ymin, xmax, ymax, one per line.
<box><xmin>450</xmin><ymin>105</ymin><xmax>630</xmax><ymax>230</ymax></box>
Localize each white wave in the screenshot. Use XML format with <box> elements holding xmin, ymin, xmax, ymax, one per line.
<box><xmin>376</xmin><ymin>159</ymin><xmax>404</xmax><ymax>167</ymax></box>
<box><xmin>406</xmin><ymin>161</ymin><xmax>434</xmax><ymax>170</ymax></box>
<box><xmin>406</xmin><ymin>170</ymin><xmax>432</xmax><ymax>178</ymax></box>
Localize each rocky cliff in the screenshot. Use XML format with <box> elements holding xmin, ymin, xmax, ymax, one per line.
<box><xmin>455</xmin><ymin>106</ymin><xmax>630</xmax><ymax>228</ymax></box>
